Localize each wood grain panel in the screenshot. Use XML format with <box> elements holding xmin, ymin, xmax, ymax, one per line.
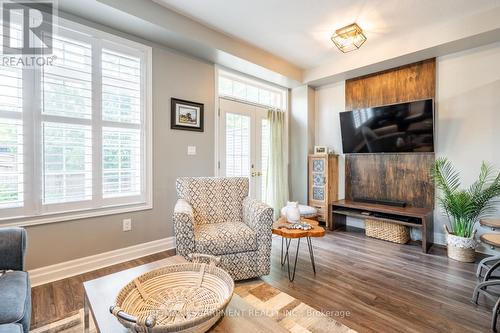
<box><xmin>343</xmin><ymin>59</ymin><xmax>436</xmax><ymax>211</ymax></box>
<box><xmin>345</xmin><ymin>58</ymin><xmax>436</xmax><ymax>110</ymax></box>
<box><xmin>345</xmin><ymin>153</ymin><xmax>435</xmax><ymax>209</ymax></box>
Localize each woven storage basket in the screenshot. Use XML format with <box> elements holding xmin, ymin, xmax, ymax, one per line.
<box><xmin>444</xmin><ymin>225</ymin><xmax>477</xmax><ymax>263</ymax></box>
<box><xmin>365</xmin><ymin>219</ymin><xmax>410</xmax><ymax>244</ymax></box>
<box><xmin>110</xmin><ymin>253</ymin><xmax>234</xmax><ymax>333</ymax></box>
<box><xmin>447</xmin><ymin>242</ymin><xmax>476</xmax><ymax>263</ymax></box>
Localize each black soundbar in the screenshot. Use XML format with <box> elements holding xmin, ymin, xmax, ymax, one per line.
<box><xmin>353</xmin><ymin>197</ymin><xmax>407</xmax><ymax>208</ymax></box>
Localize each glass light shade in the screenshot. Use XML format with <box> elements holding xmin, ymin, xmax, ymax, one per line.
<box><xmin>331</xmin><ymin>23</ymin><xmax>367</xmax><ymax>53</ymax></box>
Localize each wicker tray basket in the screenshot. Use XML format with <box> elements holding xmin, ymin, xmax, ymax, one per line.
<box><xmin>365</xmin><ymin>219</ymin><xmax>410</xmax><ymax>244</ymax></box>
<box><xmin>110</xmin><ymin>253</ymin><xmax>234</xmax><ymax>333</ymax></box>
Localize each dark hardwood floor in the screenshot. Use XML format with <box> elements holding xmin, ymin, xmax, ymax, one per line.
<box><xmin>32</xmin><ymin>229</ymin><xmax>494</xmax><ymax>332</ymax></box>
<box><xmin>30</xmin><ymin>249</ymin><xmax>176</xmax><ymax>329</ymax></box>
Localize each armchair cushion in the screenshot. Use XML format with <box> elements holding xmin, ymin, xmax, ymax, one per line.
<box><xmin>0</xmin><ymin>227</ymin><xmax>27</xmax><ymax>271</ymax></box>
<box><xmin>0</xmin><ymin>271</ymin><xmax>31</xmax><ymax>332</ymax></box>
<box><xmin>194</xmin><ymin>222</ymin><xmax>257</xmax><ymax>256</ymax></box>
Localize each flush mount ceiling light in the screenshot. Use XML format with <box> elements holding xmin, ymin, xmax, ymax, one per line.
<box><xmin>331</xmin><ymin>23</ymin><xmax>367</xmax><ymax>53</ymax></box>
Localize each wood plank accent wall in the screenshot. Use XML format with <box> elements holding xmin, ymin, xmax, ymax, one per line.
<box><xmin>344</xmin><ymin>59</ymin><xmax>436</xmax><ymax>209</ymax></box>
<box><xmin>345</xmin><ymin>58</ymin><xmax>436</xmax><ymax>111</ymax></box>
<box><xmin>345</xmin><ymin>154</ymin><xmax>435</xmax><ymax>209</ymax></box>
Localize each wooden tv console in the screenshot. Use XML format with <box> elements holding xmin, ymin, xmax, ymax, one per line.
<box><xmin>331</xmin><ymin>200</ymin><xmax>434</xmax><ymax>253</ymax></box>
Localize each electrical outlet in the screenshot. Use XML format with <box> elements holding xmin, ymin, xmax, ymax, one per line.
<box><xmin>122</xmin><ymin>218</ymin><xmax>132</xmax><ymax>232</ymax></box>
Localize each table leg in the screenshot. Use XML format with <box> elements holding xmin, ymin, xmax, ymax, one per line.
<box><xmin>84</xmin><ymin>294</ymin><xmax>89</xmax><ymax>333</ymax></box>
<box><xmin>280</xmin><ymin>237</ymin><xmax>284</xmax><ymax>265</ymax></box>
<box><xmin>307</xmin><ymin>237</ymin><xmax>316</xmax><ymax>274</ymax></box>
<box><xmin>281</xmin><ymin>237</ymin><xmax>292</xmax><ymax>266</ymax></box>
<box><xmin>283</xmin><ymin>238</ymin><xmax>300</xmax><ymax>282</ymax></box>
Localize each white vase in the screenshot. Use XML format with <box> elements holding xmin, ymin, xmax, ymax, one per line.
<box><xmin>285</xmin><ymin>202</ymin><xmax>301</xmax><ymax>224</ymax></box>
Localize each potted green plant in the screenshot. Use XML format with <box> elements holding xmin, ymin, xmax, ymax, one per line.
<box><xmin>431</xmin><ymin>158</ymin><xmax>500</xmax><ymax>262</ymax></box>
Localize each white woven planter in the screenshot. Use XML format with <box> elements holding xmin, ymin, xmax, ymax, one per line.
<box><xmin>444</xmin><ymin>225</ymin><xmax>477</xmax><ymax>263</ymax></box>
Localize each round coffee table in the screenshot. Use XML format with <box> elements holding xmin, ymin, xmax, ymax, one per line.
<box><xmin>272</xmin><ymin>217</ymin><xmax>325</xmax><ymax>281</ymax></box>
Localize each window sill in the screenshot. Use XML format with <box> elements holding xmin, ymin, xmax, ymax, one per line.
<box><xmin>0</xmin><ymin>203</ymin><xmax>153</xmax><ymax>228</ymax></box>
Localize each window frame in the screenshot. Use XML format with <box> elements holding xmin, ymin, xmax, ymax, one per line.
<box><xmin>217</xmin><ymin>69</ymin><xmax>288</xmax><ymax>110</ymax></box>
<box><xmin>0</xmin><ymin>16</ymin><xmax>153</xmax><ymax>227</ymax></box>
<box><xmin>214</xmin><ymin>66</ymin><xmax>289</xmax><ymax>182</ymax></box>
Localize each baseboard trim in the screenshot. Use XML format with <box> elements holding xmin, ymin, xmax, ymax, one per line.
<box><xmin>29</xmin><ymin>237</ymin><xmax>176</xmax><ymax>287</ymax></box>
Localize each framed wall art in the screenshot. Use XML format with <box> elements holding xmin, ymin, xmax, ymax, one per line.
<box><xmin>171</xmin><ymin>98</ymin><xmax>204</xmax><ymax>132</ymax></box>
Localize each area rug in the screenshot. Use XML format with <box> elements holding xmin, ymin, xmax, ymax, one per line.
<box><xmin>32</xmin><ymin>281</ymin><xmax>356</xmax><ymax>333</ymax></box>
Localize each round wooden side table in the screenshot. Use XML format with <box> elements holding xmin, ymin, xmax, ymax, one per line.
<box><xmin>272</xmin><ymin>217</ymin><xmax>325</xmax><ymax>282</ymax></box>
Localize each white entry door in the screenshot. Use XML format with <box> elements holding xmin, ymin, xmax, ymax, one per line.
<box><xmin>219</xmin><ymin>98</ymin><xmax>269</xmax><ymax>201</ymax></box>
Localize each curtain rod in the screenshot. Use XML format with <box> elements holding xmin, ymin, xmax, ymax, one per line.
<box><xmin>219</xmin><ymin>96</ymin><xmax>285</xmax><ymax>112</ymax></box>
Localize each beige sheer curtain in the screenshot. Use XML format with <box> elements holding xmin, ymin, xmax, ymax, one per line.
<box><xmin>265</xmin><ymin>109</ymin><xmax>288</xmax><ymax>219</ymax></box>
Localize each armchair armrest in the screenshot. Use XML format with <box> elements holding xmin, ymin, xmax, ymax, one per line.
<box><xmin>0</xmin><ymin>227</ymin><xmax>27</xmax><ymax>271</ymax></box>
<box><xmin>242</xmin><ymin>197</ymin><xmax>274</xmax><ymax>238</ymax></box>
<box><xmin>172</xmin><ymin>199</ymin><xmax>196</xmax><ymax>258</ymax></box>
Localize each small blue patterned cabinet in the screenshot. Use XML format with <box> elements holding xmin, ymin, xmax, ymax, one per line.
<box><xmin>308</xmin><ymin>154</ymin><xmax>339</xmax><ymax>230</ymax></box>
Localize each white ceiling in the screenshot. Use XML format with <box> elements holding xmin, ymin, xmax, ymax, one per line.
<box><xmin>154</xmin><ymin>0</ymin><xmax>500</xmax><ymax>69</ymax></box>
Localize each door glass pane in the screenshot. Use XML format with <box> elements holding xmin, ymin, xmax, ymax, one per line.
<box><xmin>225</xmin><ymin>113</ymin><xmax>250</xmax><ymax>177</ymax></box>
<box><xmin>261</xmin><ymin>118</ymin><xmax>270</xmax><ymax>201</ymax></box>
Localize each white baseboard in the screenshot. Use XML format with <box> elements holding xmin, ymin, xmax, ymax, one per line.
<box><xmin>29</xmin><ymin>237</ymin><xmax>176</xmax><ymax>287</ymax></box>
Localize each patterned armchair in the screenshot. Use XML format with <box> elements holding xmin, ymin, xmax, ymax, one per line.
<box><xmin>173</xmin><ymin>177</ymin><xmax>274</xmax><ymax>280</ymax></box>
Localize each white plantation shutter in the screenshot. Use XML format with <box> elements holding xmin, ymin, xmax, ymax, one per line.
<box><xmin>43</xmin><ymin>35</ymin><xmax>93</xmax><ymax>119</ymax></box>
<box><xmin>42</xmin><ymin>122</ymin><xmax>92</xmax><ymax>204</ymax></box>
<box><xmin>0</xmin><ymin>15</ymin><xmax>24</xmax><ymax>211</ymax></box>
<box><xmin>0</xmin><ymin>65</ymin><xmax>23</xmax><ymax>114</ymax></box>
<box><xmin>102</xmin><ymin>49</ymin><xmax>141</xmax><ymax>124</ymax></box>
<box><xmin>0</xmin><ymin>118</ymin><xmax>23</xmax><ymax>209</ymax></box>
<box><xmin>0</xmin><ymin>16</ymin><xmax>151</xmax><ymax>223</ymax></box>
<box><xmin>0</xmin><ymin>60</ymin><xmax>24</xmax><ymax>211</ymax></box>
<box><xmin>225</xmin><ymin>113</ymin><xmax>251</xmax><ymax>177</ymax></box>
<box><xmin>102</xmin><ymin>128</ymin><xmax>141</xmax><ymax>197</ymax></box>
<box><xmin>101</xmin><ymin>49</ymin><xmax>143</xmax><ymax>199</ymax></box>
<box><xmin>41</xmin><ymin>34</ymin><xmax>94</xmax><ymax>207</ymax></box>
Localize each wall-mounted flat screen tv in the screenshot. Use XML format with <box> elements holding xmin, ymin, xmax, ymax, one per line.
<box><xmin>339</xmin><ymin>99</ymin><xmax>434</xmax><ymax>154</ymax></box>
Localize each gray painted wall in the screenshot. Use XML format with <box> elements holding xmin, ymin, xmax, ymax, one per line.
<box><xmin>289</xmin><ymin>86</ymin><xmax>315</xmax><ymax>203</ymax></box>
<box><xmin>435</xmin><ymin>42</ymin><xmax>500</xmax><ymax>252</ymax></box>
<box><xmin>25</xmin><ymin>45</ymin><xmax>215</xmax><ymax>269</ymax></box>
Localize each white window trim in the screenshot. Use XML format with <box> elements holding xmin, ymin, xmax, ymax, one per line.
<box><xmin>214</xmin><ymin>66</ymin><xmax>289</xmax><ymax>177</ymax></box>
<box><xmin>217</xmin><ymin>68</ymin><xmax>288</xmax><ymax>110</ymax></box>
<box><xmin>0</xmin><ymin>16</ymin><xmax>153</xmax><ymax>227</ymax></box>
